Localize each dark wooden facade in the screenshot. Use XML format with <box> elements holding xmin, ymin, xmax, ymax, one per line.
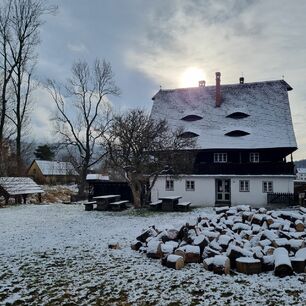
<box><xmin>88</xmin><ymin>181</ymin><xmax>133</xmax><ymax>202</ymax></box>
<box><xmin>193</xmin><ymin>148</ymin><xmax>295</xmax><ymax>175</ymax></box>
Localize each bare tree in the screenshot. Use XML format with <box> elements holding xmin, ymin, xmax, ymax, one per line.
<box><xmin>0</xmin><ymin>0</ymin><xmax>15</xmax><ymax>147</ymax></box>
<box><xmin>107</xmin><ymin>109</ymin><xmax>196</xmax><ymax>208</ymax></box>
<box><xmin>0</xmin><ymin>0</ymin><xmax>56</xmax><ymax>175</ymax></box>
<box><xmin>47</xmin><ymin>59</ymin><xmax>120</xmax><ymax>197</ymax></box>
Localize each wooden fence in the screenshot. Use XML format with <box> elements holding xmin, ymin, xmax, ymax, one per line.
<box><xmin>267</xmin><ymin>192</ymin><xmax>298</xmax><ymax>206</ymax></box>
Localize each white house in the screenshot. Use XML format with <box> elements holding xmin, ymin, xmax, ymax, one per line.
<box><xmin>150</xmin><ymin>73</ymin><xmax>297</xmax><ymax>207</ymax></box>
<box><xmin>296</xmin><ymin>168</ymin><xmax>306</xmax><ymax>181</ymax></box>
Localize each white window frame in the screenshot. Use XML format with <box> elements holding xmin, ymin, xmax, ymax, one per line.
<box><xmin>250</xmin><ymin>152</ymin><xmax>260</xmax><ymax>163</ymax></box>
<box><xmin>239</xmin><ymin>180</ymin><xmax>250</xmax><ymax>192</ymax></box>
<box><xmin>214</xmin><ymin>153</ymin><xmax>227</xmax><ymax>163</ymax></box>
<box><xmin>185</xmin><ymin>180</ymin><xmax>195</xmax><ymax>191</ymax></box>
<box><xmin>165</xmin><ymin>179</ymin><xmax>174</xmax><ymax>191</ymax></box>
<box><xmin>263</xmin><ymin>181</ymin><xmax>273</xmax><ymax>193</ymax></box>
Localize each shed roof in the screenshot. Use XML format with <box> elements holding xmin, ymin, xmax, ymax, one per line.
<box><xmin>34</xmin><ymin>160</ymin><xmax>78</xmax><ymax>176</ymax></box>
<box><xmin>0</xmin><ymin>177</ymin><xmax>44</xmax><ymax>195</ymax></box>
<box><xmin>150</xmin><ymin>80</ymin><xmax>297</xmax><ymax>150</ymax></box>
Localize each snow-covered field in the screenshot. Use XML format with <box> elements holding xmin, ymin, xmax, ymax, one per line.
<box><xmin>0</xmin><ymin>204</ymin><xmax>306</xmax><ymax>305</ymax></box>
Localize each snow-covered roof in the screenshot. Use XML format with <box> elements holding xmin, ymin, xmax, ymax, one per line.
<box><xmin>35</xmin><ymin>160</ymin><xmax>78</xmax><ymax>176</ymax></box>
<box><xmin>0</xmin><ymin>177</ymin><xmax>44</xmax><ymax>195</ymax></box>
<box><xmin>151</xmin><ymin>80</ymin><xmax>297</xmax><ymax>150</ymax></box>
<box><xmin>297</xmin><ymin>168</ymin><xmax>306</xmax><ymax>174</ymax></box>
<box><xmin>86</xmin><ymin>174</ymin><xmax>109</xmax><ymax>181</ymax></box>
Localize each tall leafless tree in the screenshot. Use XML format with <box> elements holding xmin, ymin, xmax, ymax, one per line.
<box><xmin>0</xmin><ymin>0</ymin><xmax>56</xmax><ymax>175</ymax></box>
<box><xmin>47</xmin><ymin>59</ymin><xmax>120</xmax><ymax>197</ymax></box>
<box><xmin>107</xmin><ymin>109</ymin><xmax>196</xmax><ymax>208</ymax></box>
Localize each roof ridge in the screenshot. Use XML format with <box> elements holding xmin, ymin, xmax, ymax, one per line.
<box><xmin>158</xmin><ymin>79</ymin><xmax>291</xmax><ymax>93</ymax></box>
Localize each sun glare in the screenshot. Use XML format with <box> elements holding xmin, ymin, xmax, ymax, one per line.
<box><xmin>180</xmin><ymin>67</ymin><xmax>206</xmax><ymax>88</ymax></box>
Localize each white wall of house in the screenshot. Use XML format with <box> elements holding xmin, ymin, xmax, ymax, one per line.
<box><xmin>151</xmin><ymin>175</ymin><xmax>294</xmax><ymax>208</ymax></box>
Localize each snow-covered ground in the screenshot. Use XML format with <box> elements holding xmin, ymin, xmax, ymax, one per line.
<box><xmin>0</xmin><ymin>204</ymin><xmax>305</xmax><ymax>305</ymax></box>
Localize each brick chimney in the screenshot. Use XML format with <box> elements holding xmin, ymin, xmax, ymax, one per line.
<box><xmin>215</xmin><ymin>72</ymin><xmax>221</xmax><ymax>107</ymax></box>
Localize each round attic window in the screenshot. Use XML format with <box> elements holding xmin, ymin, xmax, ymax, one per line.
<box><xmin>179</xmin><ymin>131</ymin><xmax>199</xmax><ymax>138</ymax></box>
<box><xmin>226</xmin><ymin>112</ymin><xmax>250</xmax><ymax>119</ymax></box>
<box><xmin>181</xmin><ymin>115</ymin><xmax>203</xmax><ymax>121</ymax></box>
<box><xmin>225</xmin><ymin>130</ymin><xmax>250</xmax><ymax>137</ymax></box>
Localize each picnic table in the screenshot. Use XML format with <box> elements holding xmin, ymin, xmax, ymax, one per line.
<box><xmin>93</xmin><ymin>194</ymin><xmax>120</xmax><ymax>211</ymax></box>
<box><xmin>159</xmin><ymin>196</ymin><xmax>182</xmax><ymax>211</ymax></box>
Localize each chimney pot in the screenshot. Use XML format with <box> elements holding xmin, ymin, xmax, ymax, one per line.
<box><xmin>199</xmin><ymin>80</ymin><xmax>206</xmax><ymax>87</ymax></box>
<box><xmin>239</xmin><ymin>77</ymin><xmax>244</xmax><ymax>84</ymax></box>
<box><xmin>215</xmin><ymin>72</ymin><xmax>221</xmax><ymax>107</ymax></box>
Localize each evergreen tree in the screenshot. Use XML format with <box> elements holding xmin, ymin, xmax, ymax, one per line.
<box><xmin>34</xmin><ymin>144</ymin><xmax>55</xmax><ymax>161</ymax></box>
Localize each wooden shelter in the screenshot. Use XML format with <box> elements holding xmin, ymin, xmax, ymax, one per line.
<box><xmin>0</xmin><ymin>177</ymin><xmax>44</xmax><ymax>204</ymax></box>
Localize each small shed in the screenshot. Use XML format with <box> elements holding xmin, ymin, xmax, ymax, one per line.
<box><xmin>0</xmin><ymin>177</ymin><xmax>44</xmax><ymax>204</ymax></box>
<box><xmin>27</xmin><ymin>160</ymin><xmax>78</xmax><ymax>184</ymax></box>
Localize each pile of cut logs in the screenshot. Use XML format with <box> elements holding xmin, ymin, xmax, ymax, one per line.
<box><xmin>131</xmin><ymin>206</ymin><xmax>306</xmax><ymax>277</ymax></box>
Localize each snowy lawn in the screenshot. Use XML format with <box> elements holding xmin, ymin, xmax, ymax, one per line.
<box><xmin>0</xmin><ymin>204</ymin><xmax>306</xmax><ymax>305</ymax></box>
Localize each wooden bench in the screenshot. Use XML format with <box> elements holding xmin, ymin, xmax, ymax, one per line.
<box><xmin>109</xmin><ymin>200</ymin><xmax>129</xmax><ymax>211</ymax></box>
<box><xmin>149</xmin><ymin>200</ymin><xmax>162</xmax><ymax>210</ymax></box>
<box><xmin>83</xmin><ymin>201</ymin><xmax>97</xmax><ymax>211</ymax></box>
<box><xmin>176</xmin><ymin>202</ymin><xmax>191</xmax><ymax>212</ymax></box>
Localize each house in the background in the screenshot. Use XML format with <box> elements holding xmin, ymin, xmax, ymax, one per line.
<box><xmin>150</xmin><ymin>73</ymin><xmax>297</xmax><ymax>207</ymax></box>
<box><xmin>27</xmin><ymin>160</ymin><xmax>78</xmax><ymax>184</ymax></box>
<box><xmin>296</xmin><ymin>168</ymin><xmax>306</xmax><ymax>181</ymax></box>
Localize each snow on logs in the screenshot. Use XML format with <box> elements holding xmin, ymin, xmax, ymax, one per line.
<box><xmin>131</xmin><ymin>206</ymin><xmax>306</xmax><ymax>275</ymax></box>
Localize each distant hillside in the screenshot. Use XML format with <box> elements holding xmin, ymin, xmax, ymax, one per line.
<box><xmin>295</xmin><ymin>159</ymin><xmax>306</xmax><ymax>168</ymax></box>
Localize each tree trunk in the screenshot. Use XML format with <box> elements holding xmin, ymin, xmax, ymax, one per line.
<box><xmin>130</xmin><ymin>180</ymin><xmax>142</xmax><ymax>208</ymax></box>
<box><xmin>78</xmin><ymin>167</ymin><xmax>87</xmax><ymax>199</ymax></box>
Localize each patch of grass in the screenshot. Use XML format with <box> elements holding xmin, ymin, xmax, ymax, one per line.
<box><xmin>221</xmin><ymin>291</ymin><xmax>233</xmax><ymax>298</ymax></box>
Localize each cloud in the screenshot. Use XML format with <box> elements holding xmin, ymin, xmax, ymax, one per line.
<box><xmin>30</xmin><ymin>85</ymin><xmax>57</xmax><ymax>142</ymax></box>
<box><xmin>124</xmin><ymin>0</ymin><xmax>306</xmax><ymax>159</ymax></box>
<box><xmin>67</xmin><ymin>42</ymin><xmax>88</xmax><ymax>53</ymax></box>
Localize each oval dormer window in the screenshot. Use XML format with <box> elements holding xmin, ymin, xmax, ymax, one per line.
<box><xmin>181</xmin><ymin>115</ymin><xmax>203</xmax><ymax>121</ymax></box>
<box><xmin>179</xmin><ymin>131</ymin><xmax>199</xmax><ymax>138</ymax></box>
<box><xmin>226</xmin><ymin>112</ymin><xmax>250</xmax><ymax>119</ymax></box>
<box><xmin>225</xmin><ymin>130</ymin><xmax>250</xmax><ymax>137</ymax></box>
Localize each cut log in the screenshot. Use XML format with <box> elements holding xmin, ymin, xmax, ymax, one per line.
<box><xmin>193</xmin><ymin>234</ymin><xmax>209</xmax><ymax>256</ymax></box>
<box><xmin>227</xmin><ymin>246</ymin><xmax>243</xmax><ymax>269</ymax></box>
<box><xmin>295</xmin><ymin>220</ymin><xmax>305</xmax><ymax>232</ymax></box>
<box><xmin>161</xmin><ymin>254</ymin><xmax>184</xmax><ymax>270</ymax></box>
<box><xmin>161</xmin><ymin>241</ymin><xmax>179</xmax><ymax>255</ymax></box>
<box><xmin>215</xmin><ymin>206</ymin><xmax>229</xmax><ymax>214</ymax></box>
<box><xmin>136</xmin><ymin>227</ymin><xmax>157</xmax><ymax>243</ymax></box>
<box><xmin>108</xmin><ymin>242</ymin><xmax>120</xmax><ymax>249</ymax></box>
<box><xmin>295</xmin><ymin>248</ymin><xmax>306</xmax><ymax>261</ymax></box>
<box><xmin>218</xmin><ymin>235</ymin><xmax>233</xmax><ymax>250</ymax></box>
<box><xmin>175</xmin><ymin>245</ymin><xmax>201</xmax><ymax>263</ymax></box>
<box><xmin>272</xmin><ymin>238</ymin><xmax>290</xmax><ymax>251</ymax></box>
<box><xmin>262</xmin><ymin>255</ymin><xmax>274</xmax><ymax>272</ymax></box>
<box><xmin>203</xmin><ymin>246</ymin><xmax>221</xmax><ymax>259</ymax></box>
<box><xmin>203</xmin><ymin>255</ymin><xmax>230</xmax><ymax>275</ymax></box>
<box><xmin>288</xmin><ymin>239</ymin><xmax>305</xmax><ymax>252</ymax></box>
<box><xmin>236</xmin><ymin>257</ymin><xmax>262</xmax><ymax>274</ymax></box>
<box><xmin>147</xmin><ymin>240</ymin><xmax>163</xmax><ymax>259</ymax></box>
<box><xmin>131</xmin><ymin>240</ymin><xmax>142</xmax><ymax>251</ymax></box>
<box><xmin>274</xmin><ymin>247</ymin><xmax>293</xmax><ymax>277</ymax></box>
<box><xmin>290</xmin><ymin>257</ymin><xmax>306</xmax><ymax>274</ymax></box>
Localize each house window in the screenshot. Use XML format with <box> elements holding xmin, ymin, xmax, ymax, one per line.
<box><xmin>239</xmin><ymin>180</ymin><xmax>250</xmax><ymax>192</ymax></box>
<box><xmin>250</xmin><ymin>152</ymin><xmax>259</xmax><ymax>163</ymax></box>
<box><xmin>214</xmin><ymin>153</ymin><xmax>227</xmax><ymax>163</ymax></box>
<box><xmin>263</xmin><ymin>181</ymin><xmax>273</xmax><ymax>193</ymax></box>
<box><xmin>165</xmin><ymin>179</ymin><xmax>174</xmax><ymax>191</ymax></box>
<box><xmin>186</xmin><ymin>180</ymin><xmax>195</xmax><ymax>191</ymax></box>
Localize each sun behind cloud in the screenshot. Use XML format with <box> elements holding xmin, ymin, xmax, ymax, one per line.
<box><xmin>179</xmin><ymin>67</ymin><xmax>206</xmax><ymax>88</ymax></box>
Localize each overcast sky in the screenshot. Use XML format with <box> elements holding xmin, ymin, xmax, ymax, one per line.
<box><xmin>32</xmin><ymin>0</ymin><xmax>306</xmax><ymax>160</ymax></box>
